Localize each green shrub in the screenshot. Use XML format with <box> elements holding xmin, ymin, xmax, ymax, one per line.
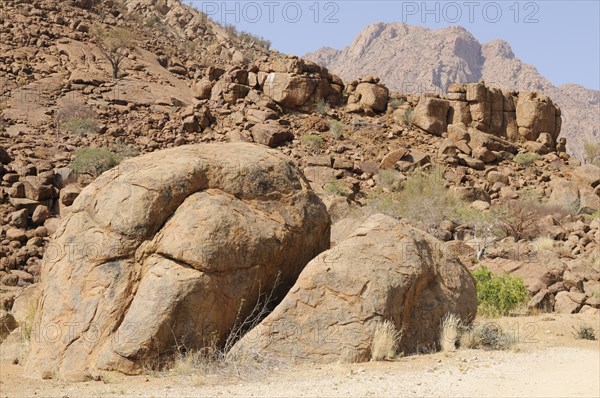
<box><xmin>301</xmin><ymin>134</ymin><xmax>324</xmax><ymax>148</ymax></box>
<box><xmin>472</xmin><ymin>265</ymin><xmax>529</xmax><ymax>317</ymax></box>
<box><xmin>514</xmin><ymin>152</ymin><xmax>541</xmax><ymax>167</ymax></box>
<box><xmin>328</xmin><ymin>120</ymin><xmax>347</xmax><ymax>140</ymax></box>
<box><xmin>62</xmin><ymin>117</ymin><xmax>98</xmax><ymax>135</ymax></box>
<box><xmin>70</xmin><ymin>148</ymin><xmax>124</xmax><ymax>176</ymax></box>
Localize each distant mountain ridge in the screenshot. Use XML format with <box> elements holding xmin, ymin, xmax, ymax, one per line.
<box><xmin>305</xmin><ymin>22</ymin><xmax>599</xmax><ymax>159</ymax></box>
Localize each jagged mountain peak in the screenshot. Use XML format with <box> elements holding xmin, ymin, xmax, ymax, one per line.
<box><xmin>482</xmin><ymin>39</ymin><xmax>515</xmax><ymax>60</ymax></box>
<box><xmin>305</xmin><ymin>22</ymin><xmax>599</xmax><ymax>159</ymax></box>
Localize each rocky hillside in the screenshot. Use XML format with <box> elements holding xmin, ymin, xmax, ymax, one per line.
<box><xmin>306</xmin><ymin>22</ymin><xmax>600</xmax><ymax>160</ymax></box>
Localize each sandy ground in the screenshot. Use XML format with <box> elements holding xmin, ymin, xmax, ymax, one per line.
<box><xmin>1</xmin><ymin>314</ymin><xmax>599</xmax><ymax>398</ymax></box>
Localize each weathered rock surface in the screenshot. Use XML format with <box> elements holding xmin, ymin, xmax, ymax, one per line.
<box><xmin>230</xmin><ymin>214</ymin><xmax>476</xmax><ymax>363</ymax></box>
<box><xmin>412</xmin><ymin>97</ymin><xmax>449</xmax><ymax>136</ymax></box>
<box><xmin>347</xmin><ymin>78</ymin><xmax>390</xmax><ymax>113</ymax></box>
<box><xmin>26</xmin><ymin>143</ymin><xmax>330</xmax><ymax>381</ymax></box>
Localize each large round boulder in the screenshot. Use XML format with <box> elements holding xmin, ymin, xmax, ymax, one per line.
<box><xmin>230</xmin><ymin>214</ymin><xmax>477</xmax><ymax>363</ymax></box>
<box><xmin>25</xmin><ymin>143</ymin><xmax>330</xmax><ymax>380</ymax></box>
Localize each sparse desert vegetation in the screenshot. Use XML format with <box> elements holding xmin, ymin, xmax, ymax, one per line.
<box><xmin>514</xmin><ymin>152</ymin><xmax>542</xmax><ymax>167</ymax></box>
<box><xmin>70</xmin><ymin>147</ymin><xmax>124</xmax><ymax>176</ymax></box>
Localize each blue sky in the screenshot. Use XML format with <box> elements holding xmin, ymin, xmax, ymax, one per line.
<box><xmin>191</xmin><ymin>1</ymin><xmax>600</xmax><ymax>90</ymax></box>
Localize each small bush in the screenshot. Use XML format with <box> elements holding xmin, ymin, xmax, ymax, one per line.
<box><xmin>114</xmin><ymin>142</ymin><xmax>140</xmax><ymax>158</ymax></box>
<box><xmin>224</xmin><ymin>23</ymin><xmax>237</xmax><ymax>36</ymax></box>
<box><xmin>328</xmin><ymin>119</ymin><xmax>347</xmax><ymax>140</ymax></box>
<box><xmin>161</xmin><ymin>281</ymin><xmax>283</xmax><ymax>379</ymax></box>
<box><xmin>70</xmin><ymin>148</ymin><xmax>124</xmax><ymax>176</ymax></box>
<box><xmin>367</xmin><ymin>166</ymin><xmax>468</xmax><ymax>232</ymax></box>
<box><xmin>497</xmin><ymin>200</ymin><xmax>540</xmax><ymax>241</ymax></box>
<box><xmin>583</xmin><ymin>141</ymin><xmax>600</xmax><ymax>167</ymax></box>
<box><xmin>514</xmin><ymin>152</ymin><xmax>542</xmax><ymax>167</ymax></box>
<box><xmin>315</xmin><ymin>99</ymin><xmax>330</xmax><ymax>115</ymax></box>
<box><xmin>238</xmin><ymin>30</ymin><xmax>271</xmax><ymax>49</ymax></box>
<box><xmin>397</xmin><ymin>166</ymin><xmax>462</xmax><ymax>229</ymax></box>
<box><xmin>533</xmin><ymin>236</ymin><xmax>555</xmax><ymax>251</ymax></box>
<box><xmin>461</xmin><ymin>323</ymin><xmax>516</xmax><ymax>350</ymax></box>
<box><xmin>144</xmin><ymin>15</ymin><xmax>161</xmax><ymax>28</ymax></box>
<box><xmin>301</xmin><ymin>134</ymin><xmax>324</xmax><ymax>147</ymax></box>
<box><xmin>58</xmin><ymin>103</ymin><xmax>98</xmax><ymax>135</ymax></box>
<box><xmin>62</xmin><ymin>117</ymin><xmax>99</xmax><ymax>135</ymax></box>
<box><xmin>371</xmin><ymin>320</ymin><xmax>401</xmax><ymax>361</ymax></box>
<box><xmin>472</xmin><ymin>265</ymin><xmax>529</xmax><ymax>317</ymax></box>
<box><xmin>440</xmin><ymin>313</ymin><xmax>462</xmax><ymax>352</ymax></box>
<box><xmin>73</xmin><ymin>0</ymin><xmax>100</xmax><ymax>10</ymax></box>
<box><xmin>388</xmin><ymin>98</ymin><xmax>405</xmax><ymax>110</ymax></box>
<box><xmin>378</xmin><ymin>169</ymin><xmax>404</xmax><ymax>192</ymax></box>
<box><xmin>400</xmin><ymin>108</ymin><xmax>414</xmax><ymax>125</ymax></box>
<box><xmin>572</xmin><ymin>325</ymin><xmax>597</xmax><ymax>341</ymax></box>
<box><xmin>324</xmin><ymin>179</ymin><xmax>353</xmax><ymax>197</ymax></box>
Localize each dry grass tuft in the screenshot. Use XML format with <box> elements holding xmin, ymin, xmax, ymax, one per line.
<box><xmin>371</xmin><ymin>320</ymin><xmax>401</xmax><ymax>361</ymax></box>
<box><xmin>533</xmin><ymin>236</ymin><xmax>555</xmax><ymax>251</ymax></box>
<box><xmin>440</xmin><ymin>314</ymin><xmax>462</xmax><ymax>352</ymax></box>
<box><xmin>149</xmin><ymin>276</ymin><xmax>286</xmax><ymax>381</ymax></box>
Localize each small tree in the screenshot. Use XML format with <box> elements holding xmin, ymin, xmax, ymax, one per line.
<box><xmin>455</xmin><ymin>206</ymin><xmax>504</xmax><ymax>261</ymax></box>
<box><xmin>499</xmin><ymin>200</ymin><xmax>539</xmax><ymax>241</ymax></box>
<box><xmin>92</xmin><ymin>25</ymin><xmax>136</xmax><ymax>79</ymax></box>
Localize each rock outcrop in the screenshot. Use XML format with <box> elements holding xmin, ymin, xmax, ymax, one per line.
<box><xmin>231</xmin><ymin>214</ymin><xmax>477</xmax><ymax>363</ymax></box>
<box><xmin>306</xmin><ymin>23</ymin><xmax>599</xmax><ymax>160</ymax></box>
<box><xmin>25</xmin><ymin>143</ymin><xmax>330</xmax><ymax>381</ymax></box>
<box><xmin>346</xmin><ymin>76</ymin><xmax>390</xmax><ymax>114</ymax></box>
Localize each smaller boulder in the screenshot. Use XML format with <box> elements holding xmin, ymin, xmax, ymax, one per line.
<box><xmin>412</xmin><ymin>97</ymin><xmax>450</xmax><ymax>136</ymax></box>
